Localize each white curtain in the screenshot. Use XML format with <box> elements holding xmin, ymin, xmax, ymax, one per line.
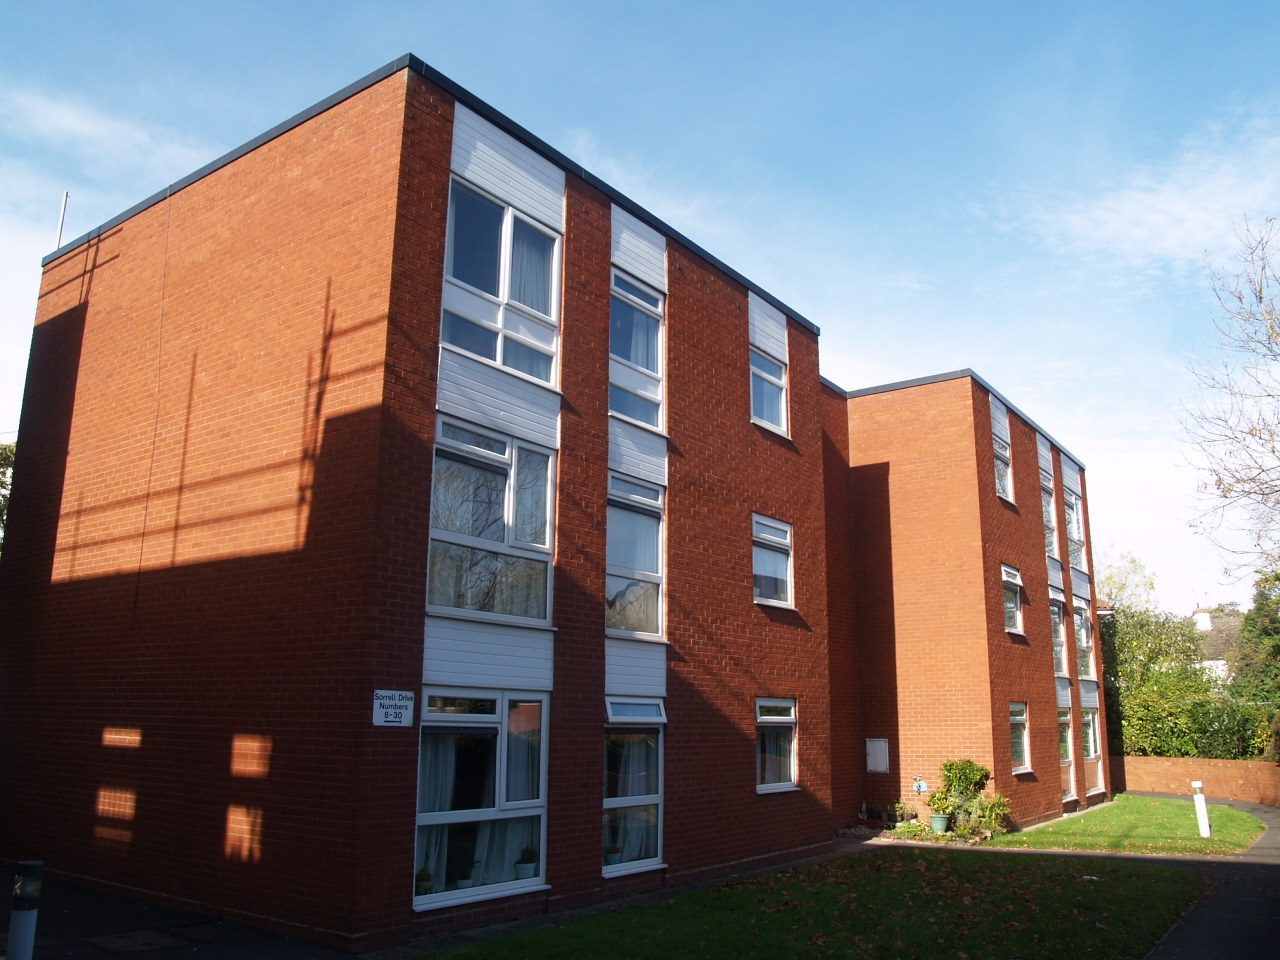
<box><xmin>510</xmin><ymin>220</ymin><xmax>552</xmax><ymax>315</ymax></box>
<box><xmin>506</xmin><ymin>701</ymin><xmax>541</xmax><ymax>802</ymax></box>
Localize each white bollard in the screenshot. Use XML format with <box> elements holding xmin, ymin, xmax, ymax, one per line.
<box><xmin>1191</xmin><ymin>781</ymin><xmax>1211</xmax><ymax>838</ymax></box>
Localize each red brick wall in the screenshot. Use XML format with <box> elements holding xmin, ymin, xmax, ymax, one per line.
<box><xmin>1</xmin><ymin>71</ymin><xmax>427</xmax><ymax>949</ymax></box>
<box><xmin>1113</xmin><ymin>756</ymin><xmax>1280</xmax><ymax>807</ymax></box>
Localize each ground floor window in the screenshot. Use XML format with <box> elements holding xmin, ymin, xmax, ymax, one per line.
<box><xmin>1081</xmin><ymin>708</ymin><xmax>1100</xmax><ymax>759</ymax></box>
<box><xmin>1059</xmin><ymin>709</ymin><xmax>1075</xmax><ymax>800</ymax></box>
<box><xmin>756</xmin><ymin>698</ymin><xmax>797</xmax><ymax>792</ymax></box>
<box><xmin>1010</xmin><ymin>702</ymin><xmax>1029</xmax><ymax>772</ymax></box>
<box><xmin>415</xmin><ymin>689</ymin><xmax>547</xmax><ymax>904</ymax></box>
<box><xmin>603</xmin><ymin>698</ymin><xmax>664</xmax><ymax>873</ymax></box>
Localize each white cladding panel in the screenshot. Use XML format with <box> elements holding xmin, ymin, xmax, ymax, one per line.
<box><xmin>438</xmin><ymin>349</ymin><xmax>560</xmax><ymax>449</ymax></box>
<box><xmin>1062</xmin><ymin>456</ymin><xmax>1083</xmax><ymax>495</ymax></box>
<box><xmin>608</xmin><ymin>417</ymin><xmax>668</xmax><ymax>486</ymax></box>
<box><xmin>1080</xmin><ymin>680</ymin><xmax>1099</xmax><ymax>709</ymax></box>
<box><xmin>1047</xmin><ymin>556</ymin><xmax>1064</xmax><ymax>591</ymax></box>
<box><xmin>1073</xmin><ymin>572</ymin><xmax>1092</xmax><ymax>603</ymax></box>
<box><xmin>452</xmin><ymin>104</ymin><xmax>565</xmax><ymax>231</ymax></box>
<box><xmin>611</xmin><ymin>205</ymin><xmax>667</xmax><ymax>292</ymax></box>
<box><xmin>990</xmin><ymin>396</ymin><xmax>1011</xmax><ymax>443</ymax></box>
<box><xmin>605</xmin><ymin>638</ymin><xmax>667</xmax><ymax>696</ymax></box>
<box><xmin>748</xmin><ymin>292</ymin><xmax>788</xmax><ymax>361</ymax></box>
<box><xmin>424</xmin><ymin>616</ymin><xmax>554</xmax><ymax>690</ymax></box>
<box><xmin>1057</xmin><ymin>678</ymin><xmax>1072</xmax><ymax>708</ymax></box>
<box><xmin>1037</xmin><ymin>434</ymin><xmax>1054</xmax><ymax>477</ymax></box>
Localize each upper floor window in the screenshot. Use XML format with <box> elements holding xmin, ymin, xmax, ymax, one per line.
<box><xmin>750</xmin><ymin>348</ymin><xmax>787</xmax><ymax>432</ymax></box>
<box><xmin>605</xmin><ymin>474</ymin><xmax>663</xmax><ymax>638</ymax></box>
<box><xmin>1064</xmin><ymin>491</ymin><xmax>1086</xmax><ymax>571</ymax></box>
<box><xmin>752</xmin><ymin>514</ymin><xmax>793</xmax><ymax>606</ymax></box>
<box><xmin>443</xmin><ymin>180</ymin><xmax>560</xmax><ymax>383</ymax></box>
<box><xmin>1041</xmin><ymin>475</ymin><xmax>1058</xmax><ymax>558</ymax></box>
<box><xmin>427</xmin><ymin>419</ymin><xmax>553</xmax><ymax>622</ymax></box>
<box><xmin>609</xmin><ymin>272</ymin><xmax>664</xmax><ymax>429</ymax></box>
<box><xmin>994</xmin><ymin>436</ymin><xmax>1013</xmax><ymax>501</ymax></box>
<box><xmin>1051</xmin><ymin>600</ymin><xmax>1068</xmax><ymax>675</ymax></box>
<box><xmin>1075</xmin><ymin>603</ymin><xmax>1094</xmax><ymax>679</ymax></box>
<box><xmin>1002</xmin><ymin>565</ymin><xmax>1023</xmax><ymax>634</ymax></box>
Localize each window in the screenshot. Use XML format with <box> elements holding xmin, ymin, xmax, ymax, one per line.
<box><xmin>605</xmin><ymin>475</ymin><xmax>663</xmax><ymax>637</ymax></box>
<box><xmin>603</xmin><ymin>698</ymin><xmax>665</xmax><ymax>872</ymax></box>
<box><xmin>1064</xmin><ymin>491</ymin><xmax>1086</xmax><ymax>571</ymax></box>
<box><xmin>442</xmin><ymin>180</ymin><xmax>560</xmax><ymax>383</ymax></box>
<box><xmin>752</xmin><ymin>514</ymin><xmax>793</xmax><ymax>606</ymax></box>
<box><xmin>609</xmin><ymin>272</ymin><xmax>664</xmax><ymax>429</ymax></box>
<box><xmin>415</xmin><ymin>690</ymin><xmax>546</xmax><ymax>903</ymax></box>
<box><xmin>1002</xmin><ymin>565</ymin><xmax>1023</xmax><ymax>633</ymax></box>
<box><xmin>1059</xmin><ymin>709</ymin><xmax>1075</xmax><ymax>800</ymax></box>
<box><xmin>750</xmin><ymin>348</ymin><xmax>787</xmax><ymax>432</ymax></box>
<box><xmin>994</xmin><ymin>435</ymin><xmax>1013</xmax><ymax>501</ymax></box>
<box><xmin>1075</xmin><ymin>604</ymin><xmax>1094</xmax><ymax>679</ymax></box>
<box><xmin>1010</xmin><ymin>702</ymin><xmax>1029</xmax><ymax>771</ymax></box>
<box><xmin>427</xmin><ymin>420</ymin><xmax>553</xmax><ymax>622</ymax></box>
<box><xmin>1041</xmin><ymin>475</ymin><xmax>1058</xmax><ymax>558</ymax></box>
<box><xmin>1051</xmin><ymin>601</ymin><xmax>1068</xmax><ymax>674</ymax></box>
<box><xmin>756</xmin><ymin>698</ymin><xmax>797</xmax><ymax>792</ymax></box>
<box><xmin>1081</xmin><ymin>708</ymin><xmax>1100</xmax><ymax>759</ymax></box>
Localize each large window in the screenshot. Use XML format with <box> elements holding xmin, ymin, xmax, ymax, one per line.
<box><xmin>428</xmin><ymin>420</ymin><xmax>553</xmax><ymax>622</ymax></box>
<box><xmin>603</xmin><ymin>698</ymin><xmax>665</xmax><ymax>873</ymax></box>
<box><xmin>1002</xmin><ymin>565</ymin><xmax>1023</xmax><ymax>633</ymax></box>
<box><xmin>1081</xmin><ymin>708</ymin><xmax>1100</xmax><ymax>760</ymax></box>
<box><xmin>1064</xmin><ymin>491</ymin><xmax>1086</xmax><ymax>571</ymax></box>
<box><xmin>1041</xmin><ymin>475</ymin><xmax>1058</xmax><ymax>558</ymax></box>
<box><xmin>1074</xmin><ymin>604</ymin><xmax>1094</xmax><ymax>679</ymax></box>
<box><xmin>1051</xmin><ymin>601</ymin><xmax>1068</xmax><ymax>675</ymax></box>
<box><xmin>752</xmin><ymin>514</ymin><xmax>793</xmax><ymax>606</ymax></box>
<box><xmin>415</xmin><ymin>691</ymin><xmax>546</xmax><ymax>904</ymax></box>
<box><xmin>756</xmin><ymin>698</ymin><xmax>797</xmax><ymax>792</ymax></box>
<box><xmin>443</xmin><ymin>180</ymin><xmax>560</xmax><ymax>383</ymax></box>
<box><xmin>605</xmin><ymin>475</ymin><xmax>663</xmax><ymax>637</ymax></box>
<box><xmin>609</xmin><ymin>272</ymin><xmax>664</xmax><ymax>429</ymax></box>
<box><xmin>1010</xmin><ymin>702</ymin><xmax>1030</xmax><ymax>772</ymax></box>
<box><xmin>750</xmin><ymin>348</ymin><xmax>787</xmax><ymax>432</ymax></box>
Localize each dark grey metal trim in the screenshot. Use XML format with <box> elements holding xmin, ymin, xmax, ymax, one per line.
<box><xmin>41</xmin><ymin>54</ymin><xmax>819</xmax><ymax>337</ymax></box>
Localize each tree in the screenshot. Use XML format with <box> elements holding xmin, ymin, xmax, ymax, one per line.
<box><xmin>0</xmin><ymin>441</ymin><xmax>13</xmax><ymax>546</ymax></box>
<box><xmin>1188</xmin><ymin>219</ymin><xmax>1280</xmax><ymax>567</ymax></box>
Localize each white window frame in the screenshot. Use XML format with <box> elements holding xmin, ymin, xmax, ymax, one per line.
<box><xmin>994</xmin><ymin>434</ymin><xmax>1013</xmax><ymax>502</ymax></box>
<box><xmin>1010</xmin><ymin>701</ymin><xmax>1030</xmax><ymax>773</ymax></box>
<box><xmin>603</xmin><ymin>697</ymin><xmax>666</xmax><ymax>876</ymax></box>
<box><xmin>414</xmin><ymin>687</ymin><xmax>549</xmax><ymax>909</ymax></box>
<box><xmin>1074</xmin><ymin>603</ymin><xmax>1095</xmax><ymax>679</ymax></box>
<box><xmin>1041</xmin><ymin>474</ymin><xmax>1058</xmax><ymax>558</ymax></box>
<box><xmin>605</xmin><ymin>474</ymin><xmax>664</xmax><ymax>640</ymax></box>
<box><xmin>1002</xmin><ymin>565</ymin><xmax>1023</xmax><ymax>634</ymax></box>
<box><xmin>1051</xmin><ymin>600</ymin><xmax>1068</xmax><ymax>675</ymax></box>
<box><xmin>756</xmin><ymin>698</ymin><xmax>798</xmax><ymax>793</ymax></box>
<box><xmin>749</xmin><ymin>347</ymin><xmax>788</xmax><ymax>434</ymax></box>
<box><xmin>608</xmin><ymin>271</ymin><xmax>665</xmax><ymax>432</ymax></box>
<box><xmin>752</xmin><ymin>514</ymin><xmax>793</xmax><ymax>608</ymax></box>
<box><xmin>1081</xmin><ymin>708</ymin><xmax>1101</xmax><ymax>760</ymax></box>
<box><xmin>427</xmin><ymin>418</ymin><xmax>555</xmax><ymax>625</ymax></box>
<box><xmin>442</xmin><ymin>178</ymin><xmax>562</xmax><ymax>386</ymax></box>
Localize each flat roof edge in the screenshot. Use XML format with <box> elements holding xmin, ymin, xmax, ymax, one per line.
<box><xmin>38</xmin><ymin>55</ymin><xmax>819</xmax><ymax>336</ymax></box>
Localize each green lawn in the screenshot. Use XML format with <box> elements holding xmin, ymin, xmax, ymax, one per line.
<box><xmin>425</xmin><ymin>848</ymin><xmax>1207</xmax><ymax>960</ymax></box>
<box><xmin>986</xmin><ymin>793</ymin><xmax>1264</xmax><ymax>855</ymax></box>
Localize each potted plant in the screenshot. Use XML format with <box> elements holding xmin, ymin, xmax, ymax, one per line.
<box><xmin>414</xmin><ymin>866</ymin><xmax>433</xmax><ymax>897</ymax></box>
<box><xmin>927</xmin><ymin>788</ymin><xmax>956</xmax><ymax>833</ymax></box>
<box><xmin>603</xmin><ymin>844</ymin><xmax>621</xmax><ymax>866</ymax></box>
<box><xmin>455</xmin><ymin>860</ymin><xmax>478</xmax><ymax>889</ymax></box>
<box><xmin>514</xmin><ymin>845</ymin><xmax>538</xmax><ymax>879</ymax></box>
<box><xmin>892</xmin><ymin>798</ymin><xmax>914</xmax><ymax>823</ymax></box>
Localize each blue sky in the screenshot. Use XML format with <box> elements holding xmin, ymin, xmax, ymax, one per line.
<box><xmin>4</xmin><ymin>1</ymin><xmax>1280</xmax><ymax>611</ymax></box>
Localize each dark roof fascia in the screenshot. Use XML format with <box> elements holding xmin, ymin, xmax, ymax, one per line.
<box><xmin>833</xmin><ymin>368</ymin><xmax>1085</xmax><ymax>469</ymax></box>
<box><xmin>40</xmin><ymin>54</ymin><xmax>819</xmax><ymax>337</ymax></box>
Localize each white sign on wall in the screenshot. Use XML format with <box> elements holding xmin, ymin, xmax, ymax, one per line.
<box><xmin>373</xmin><ymin>689</ymin><xmax>415</xmax><ymax>727</ymax></box>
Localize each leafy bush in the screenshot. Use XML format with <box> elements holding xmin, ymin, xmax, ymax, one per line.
<box><xmin>926</xmin><ymin>759</ymin><xmax>1009</xmax><ymax>837</ymax></box>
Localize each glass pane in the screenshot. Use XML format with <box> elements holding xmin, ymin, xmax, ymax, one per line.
<box><xmin>607</xmin><ymin>506</ymin><xmax>659</xmax><ymax>573</ymax></box>
<box><xmin>753</xmin><ymin>518</ymin><xmax>789</xmax><ymax>543</ymax></box>
<box><xmin>427</xmin><ymin>696</ymin><xmax>497</xmax><ymax>715</ymax></box>
<box><xmin>610</xmin><ymin>297</ymin><xmax>660</xmax><ymax>372</ymax></box>
<box><xmin>431</xmin><ymin>457</ymin><xmax>505</xmax><ymax>541</ymax></box>
<box><xmin>419</xmin><ymin>727</ymin><xmax>497</xmax><ymax>812</ymax></box>
<box><xmin>441</xmin><ymin>311</ymin><xmax>498</xmax><ymax>361</ymax></box>
<box><xmin>751</xmin><ymin>373</ymin><xmax>783</xmax><ymax>427</ymax></box>
<box><xmin>510</xmin><ymin>219</ymin><xmax>554</xmax><ymax>315</ymax></box>
<box><xmin>605</xmin><ymin>575</ymin><xmax>659</xmax><ymax>634</ymax></box>
<box><xmin>753</xmin><ymin>544</ymin><xmax>789</xmax><ymax>602</ymax></box>
<box><xmin>602</xmin><ymin>804</ymin><xmax>659</xmax><ymax>865</ymax></box>
<box><xmin>610</xmin><ymin>702</ymin><xmax>663</xmax><ymax>718</ymax></box>
<box><xmin>1077</xmin><ymin>646</ymin><xmax>1094</xmax><ymax>678</ymax></box>
<box><xmin>758</xmin><ymin>725</ymin><xmax>794</xmax><ymax>785</ymax></box>
<box><xmin>441</xmin><ymin>422</ymin><xmax>506</xmax><ymax>456</ymax></box>
<box><xmin>1058</xmin><ymin>714</ymin><xmax>1071</xmax><ymax>761</ymax></box>
<box><xmin>609</xmin><ymin>384</ymin><xmax>660</xmax><ymax>426</ymax></box>
<box><xmin>750</xmin><ymin>349</ymin><xmax>783</xmax><ymax>380</ymax></box>
<box><xmin>1003</xmin><ymin>587</ymin><xmax>1020</xmax><ymax>630</ymax></box>
<box><xmin>1042</xmin><ymin>489</ymin><xmax>1057</xmax><ymax>556</ymax></box>
<box><xmin>415</xmin><ymin>814</ymin><xmax>540</xmax><ymax>893</ymax></box>
<box><xmin>503</xmin><ymin>337</ymin><xmax>553</xmax><ymax>381</ymax></box>
<box><xmin>428</xmin><ymin>541</ymin><xmax>548</xmax><ymax>619</ymax></box>
<box><xmin>995</xmin><ymin>458</ymin><xmax>1012</xmax><ymax>499</ymax></box>
<box><xmin>614</xmin><ymin>274</ymin><xmax>660</xmax><ymax>308</ymax></box>
<box><xmin>514</xmin><ymin>449</ymin><xmax>549</xmax><ymax>545</ymax></box>
<box><xmin>448</xmin><ymin>183</ymin><xmax>502</xmax><ymax>296</ymax></box>
<box><xmin>604</xmin><ymin>730</ymin><xmax>659</xmax><ymax>798</ymax></box>
<box><xmin>1010</xmin><ymin>723</ymin><xmax>1027</xmax><ymax>767</ymax></box>
<box><xmin>758</xmin><ymin>703</ymin><xmax>794</xmax><ymax>719</ymax></box>
<box><xmin>610</xmin><ymin>476</ymin><xmax>660</xmax><ymax>502</ymax></box>
<box><xmin>506</xmin><ymin>700</ymin><xmax>542</xmax><ymax>802</ymax></box>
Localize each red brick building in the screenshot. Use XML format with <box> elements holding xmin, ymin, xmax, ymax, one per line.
<box><xmin>0</xmin><ymin>56</ymin><xmax>1104</xmax><ymax>949</ymax></box>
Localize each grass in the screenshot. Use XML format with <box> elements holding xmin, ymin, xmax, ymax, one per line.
<box><xmin>986</xmin><ymin>793</ymin><xmax>1265</xmax><ymax>855</ymax></box>
<box><xmin>425</xmin><ymin>848</ymin><xmax>1207</xmax><ymax>960</ymax></box>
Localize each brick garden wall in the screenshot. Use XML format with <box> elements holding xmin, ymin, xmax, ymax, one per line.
<box><xmin>1113</xmin><ymin>756</ymin><xmax>1280</xmax><ymax>807</ymax></box>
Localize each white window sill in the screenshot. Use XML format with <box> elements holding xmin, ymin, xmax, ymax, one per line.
<box><xmin>750</xmin><ymin>416</ymin><xmax>791</xmax><ymax>439</ymax></box>
<box><xmin>605</xmin><ymin>628</ymin><xmax>666</xmax><ymax>644</ymax></box>
<box><xmin>1086</xmin><ymin>787</ymin><xmax>1107</xmax><ymax>796</ymax></box>
<box><xmin>756</xmin><ymin>783</ymin><xmax>800</xmax><ymax>795</ymax></box>
<box><xmin>608</xmin><ymin>410</ymin><xmax>668</xmax><ymax>438</ymax></box>
<box><xmin>997</xmin><ymin>494</ymin><xmax>1016</xmax><ymax>506</ymax></box>
<box><xmin>427</xmin><ymin>606</ymin><xmax>555</xmax><ymax>631</ymax></box>
<box><xmin>1012</xmin><ymin>766</ymin><xmax>1033</xmax><ymax>775</ymax></box>
<box><xmin>602</xmin><ymin>860</ymin><xmax>666</xmax><ymax>880</ymax></box>
<box><xmin>414</xmin><ymin>881</ymin><xmax>550</xmax><ymax>912</ymax></box>
<box><xmin>753</xmin><ymin>597</ymin><xmax>795</xmax><ymax>611</ymax></box>
<box><xmin>1006</xmin><ymin>628</ymin><xmax>1025</xmax><ymax>637</ymax></box>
